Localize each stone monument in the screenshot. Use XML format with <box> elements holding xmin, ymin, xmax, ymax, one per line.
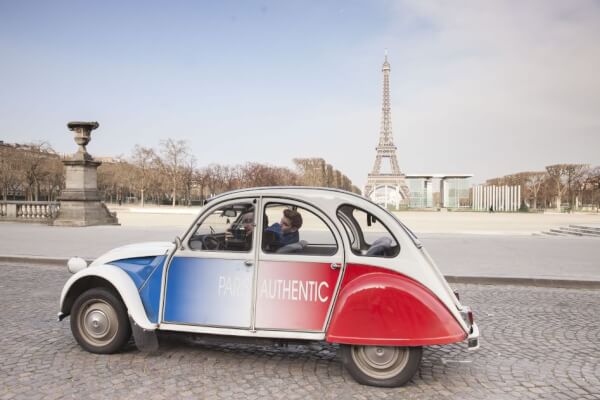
<box><xmin>53</xmin><ymin>121</ymin><xmax>119</xmax><ymax>226</ymax></box>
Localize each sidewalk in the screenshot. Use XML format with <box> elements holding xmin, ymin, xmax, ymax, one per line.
<box><xmin>106</xmin><ymin>205</ymin><xmax>600</xmax><ymax>235</ymax></box>
<box><xmin>1</xmin><ymin>219</ymin><xmax>599</xmax><ymax>288</ymax></box>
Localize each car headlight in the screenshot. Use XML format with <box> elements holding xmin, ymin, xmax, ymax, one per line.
<box><xmin>67</xmin><ymin>257</ymin><xmax>88</xmax><ymax>274</ymax></box>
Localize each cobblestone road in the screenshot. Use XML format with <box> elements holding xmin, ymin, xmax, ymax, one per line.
<box><xmin>1</xmin><ymin>263</ymin><xmax>599</xmax><ymax>400</ymax></box>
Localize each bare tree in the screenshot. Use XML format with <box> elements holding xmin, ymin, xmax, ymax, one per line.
<box><xmin>145</xmin><ymin>165</ymin><xmax>167</xmax><ymax>205</ymax></box>
<box><xmin>20</xmin><ymin>142</ymin><xmax>56</xmax><ymax>201</ymax></box>
<box><xmin>341</xmin><ymin>174</ymin><xmax>352</xmax><ymax>191</ymax></box>
<box><xmin>485</xmin><ymin>176</ymin><xmax>507</xmax><ymax>186</ymax></box>
<box><xmin>159</xmin><ymin>139</ymin><xmax>191</xmax><ymax>206</ymax></box>
<box><xmin>506</xmin><ymin>173</ymin><xmax>532</xmax><ymax>204</ymax></box>
<box><xmin>564</xmin><ymin>164</ymin><xmax>588</xmax><ymax>210</ymax></box>
<box><xmin>587</xmin><ymin>166</ymin><xmax>600</xmax><ymax>210</ymax></box>
<box><xmin>272</xmin><ymin>166</ymin><xmax>299</xmax><ymax>186</ymax></box>
<box><xmin>294</xmin><ymin>158</ymin><xmax>327</xmax><ymax>186</ymax></box>
<box><xmin>527</xmin><ymin>172</ymin><xmax>546</xmax><ymax>210</ymax></box>
<box><xmin>292</xmin><ymin>158</ymin><xmax>361</xmax><ymax>191</ymax></box>
<box><xmin>325</xmin><ymin>164</ymin><xmax>335</xmax><ymax>187</ymax></box>
<box><xmin>334</xmin><ymin>170</ymin><xmax>343</xmax><ymax>189</ymax></box>
<box><xmin>214</xmin><ymin>164</ymin><xmax>240</xmax><ymax>191</ymax></box>
<box><xmin>0</xmin><ymin>145</ymin><xmax>23</xmax><ymax>201</ymax></box>
<box><xmin>203</xmin><ymin>164</ymin><xmax>223</xmax><ymax>197</ymax></box>
<box><xmin>546</xmin><ymin>164</ymin><xmax>570</xmax><ymax>211</ymax></box>
<box><xmin>131</xmin><ymin>145</ymin><xmax>158</xmax><ymax>207</ymax></box>
<box><xmin>193</xmin><ymin>167</ymin><xmax>210</xmax><ymax>203</ymax></box>
<box><xmin>240</xmin><ymin>163</ymin><xmax>274</xmax><ymax>188</ymax></box>
<box><xmin>43</xmin><ymin>157</ymin><xmax>64</xmax><ymax>201</ymax></box>
<box><xmin>181</xmin><ymin>155</ymin><xmax>196</xmax><ymax>206</ymax></box>
<box><xmin>97</xmin><ymin>162</ymin><xmax>120</xmax><ymax>203</ymax></box>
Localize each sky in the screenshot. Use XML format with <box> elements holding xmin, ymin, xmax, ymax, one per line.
<box><xmin>1</xmin><ymin>0</ymin><xmax>599</xmax><ymax>187</ymax></box>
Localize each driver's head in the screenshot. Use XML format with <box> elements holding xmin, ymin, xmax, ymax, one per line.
<box><xmin>240</xmin><ymin>211</ymin><xmax>254</xmax><ymax>232</ymax></box>
<box><xmin>280</xmin><ymin>209</ymin><xmax>302</xmax><ymax>234</ymax></box>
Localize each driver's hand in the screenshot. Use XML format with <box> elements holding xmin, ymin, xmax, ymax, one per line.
<box><xmin>225</xmin><ymin>231</ymin><xmax>233</xmax><ymax>240</ymax></box>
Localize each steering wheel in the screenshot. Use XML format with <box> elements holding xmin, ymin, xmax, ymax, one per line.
<box><xmin>202</xmin><ymin>235</ymin><xmax>221</xmax><ymax>250</ymax></box>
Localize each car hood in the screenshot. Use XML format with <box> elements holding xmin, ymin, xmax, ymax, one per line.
<box><xmin>89</xmin><ymin>241</ymin><xmax>175</xmax><ymax>267</ymax></box>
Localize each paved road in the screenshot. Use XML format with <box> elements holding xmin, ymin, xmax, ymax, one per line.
<box><xmin>1</xmin><ymin>262</ymin><xmax>598</xmax><ymax>399</ymax></box>
<box><xmin>419</xmin><ymin>233</ymin><xmax>600</xmax><ymax>281</ymax></box>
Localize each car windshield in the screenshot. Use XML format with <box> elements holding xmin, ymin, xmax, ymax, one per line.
<box><xmin>187</xmin><ymin>202</ymin><xmax>256</xmax><ymax>252</ymax></box>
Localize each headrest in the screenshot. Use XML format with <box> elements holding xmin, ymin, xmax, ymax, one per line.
<box><xmin>275</xmin><ymin>240</ymin><xmax>308</xmax><ymax>254</ymax></box>
<box><xmin>366</xmin><ymin>236</ymin><xmax>393</xmax><ymax>256</ymax></box>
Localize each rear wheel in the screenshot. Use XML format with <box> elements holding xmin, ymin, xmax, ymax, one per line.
<box><xmin>341</xmin><ymin>344</ymin><xmax>422</xmax><ymax>387</ymax></box>
<box><xmin>70</xmin><ymin>288</ymin><xmax>131</xmax><ymax>354</ymax></box>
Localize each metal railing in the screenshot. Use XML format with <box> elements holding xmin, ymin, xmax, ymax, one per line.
<box><xmin>0</xmin><ymin>201</ymin><xmax>60</xmax><ymax>222</ymax></box>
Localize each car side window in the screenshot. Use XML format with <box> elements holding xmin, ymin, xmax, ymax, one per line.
<box><xmin>337</xmin><ymin>205</ymin><xmax>400</xmax><ymax>258</ymax></box>
<box><xmin>338</xmin><ymin>211</ymin><xmax>358</xmax><ymax>251</ymax></box>
<box><xmin>188</xmin><ymin>202</ymin><xmax>255</xmax><ymax>252</ymax></box>
<box><xmin>262</xmin><ymin>203</ymin><xmax>337</xmax><ymax>256</ymax></box>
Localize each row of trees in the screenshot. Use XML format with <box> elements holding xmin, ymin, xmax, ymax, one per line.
<box><xmin>98</xmin><ymin>140</ymin><xmax>360</xmax><ymax>206</ymax></box>
<box><xmin>293</xmin><ymin>158</ymin><xmax>359</xmax><ymax>192</ymax></box>
<box><xmin>0</xmin><ymin>140</ymin><xmax>360</xmax><ymax>205</ymax></box>
<box><xmin>486</xmin><ymin>164</ymin><xmax>600</xmax><ymax>211</ymax></box>
<box><xmin>0</xmin><ymin>142</ymin><xmax>63</xmax><ymax>201</ymax></box>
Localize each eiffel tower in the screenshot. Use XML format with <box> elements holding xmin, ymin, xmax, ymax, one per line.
<box><xmin>364</xmin><ymin>53</ymin><xmax>410</xmax><ymax>208</ymax></box>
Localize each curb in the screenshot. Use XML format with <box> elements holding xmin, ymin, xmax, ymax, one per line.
<box><xmin>1</xmin><ymin>254</ymin><xmax>599</xmax><ymax>290</ymax></box>
<box><xmin>445</xmin><ymin>275</ymin><xmax>600</xmax><ymax>290</ymax></box>
<box><xmin>0</xmin><ymin>255</ymin><xmax>93</xmax><ymax>266</ymax></box>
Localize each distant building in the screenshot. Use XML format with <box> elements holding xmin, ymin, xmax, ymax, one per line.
<box><xmin>94</xmin><ymin>156</ymin><xmax>121</xmax><ymax>164</ymax></box>
<box><xmin>406</xmin><ymin>175</ymin><xmax>473</xmax><ymax>209</ymax></box>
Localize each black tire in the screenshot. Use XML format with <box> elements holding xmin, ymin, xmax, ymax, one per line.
<box><xmin>70</xmin><ymin>287</ymin><xmax>131</xmax><ymax>354</ymax></box>
<box><xmin>341</xmin><ymin>344</ymin><xmax>422</xmax><ymax>387</ymax></box>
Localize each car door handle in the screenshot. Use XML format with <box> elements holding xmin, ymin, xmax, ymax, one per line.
<box><xmin>244</xmin><ymin>260</ymin><xmax>254</xmax><ymax>267</ymax></box>
<box><xmin>330</xmin><ymin>263</ymin><xmax>342</xmax><ymax>270</ymax></box>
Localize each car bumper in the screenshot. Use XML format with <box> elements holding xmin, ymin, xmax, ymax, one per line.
<box><xmin>467</xmin><ymin>322</ymin><xmax>480</xmax><ymax>350</ymax></box>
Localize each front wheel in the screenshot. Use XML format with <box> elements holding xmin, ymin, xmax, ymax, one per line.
<box><xmin>70</xmin><ymin>288</ymin><xmax>131</xmax><ymax>354</ymax></box>
<box><xmin>341</xmin><ymin>344</ymin><xmax>422</xmax><ymax>387</ymax></box>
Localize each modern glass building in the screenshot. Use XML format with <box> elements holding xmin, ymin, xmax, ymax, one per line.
<box><xmin>406</xmin><ymin>178</ymin><xmax>433</xmax><ymax>208</ymax></box>
<box><xmin>404</xmin><ymin>174</ymin><xmax>472</xmax><ymax>209</ymax></box>
<box><xmin>441</xmin><ymin>177</ymin><xmax>472</xmax><ymax>208</ymax></box>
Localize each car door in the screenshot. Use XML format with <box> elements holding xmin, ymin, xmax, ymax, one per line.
<box><xmin>253</xmin><ymin>199</ymin><xmax>345</xmax><ymax>332</ymax></box>
<box><xmin>161</xmin><ymin>198</ymin><xmax>258</xmax><ymax>329</ymax></box>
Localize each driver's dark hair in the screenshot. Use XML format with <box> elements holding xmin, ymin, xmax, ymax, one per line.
<box><xmin>283</xmin><ymin>209</ymin><xmax>303</xmax><ymax>229</ymax></box>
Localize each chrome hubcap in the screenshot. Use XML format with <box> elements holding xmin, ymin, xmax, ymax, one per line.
<box><xmin>351</xmin><ymin>345</ymin><xmax>410</xmax><ymax>379</ymax></box>
<box><xmin>365</xmin><ymin>346</ymin><xmax>395</xmax><ymax>366</ymax></box>
<box><xmin>85</xmin><ymin>309</ymin><xmax>110</xmax><ymax>338</ymax></box>
<box><xmin>78</xmin><ymin>299</ymin><xmax>118</xmax><ymax>346</ymax></box>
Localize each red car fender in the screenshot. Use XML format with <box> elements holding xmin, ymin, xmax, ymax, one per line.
<box><xmin>326</xmin><ymin>264</ymin><xmax>466</xmax><ymax>346</ymax></box>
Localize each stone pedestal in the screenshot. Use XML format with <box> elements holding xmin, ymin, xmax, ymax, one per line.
<box><xmin>53</xmin><ymin>121</ymin><xmax>119</xmax><ymax>227</ymax></box>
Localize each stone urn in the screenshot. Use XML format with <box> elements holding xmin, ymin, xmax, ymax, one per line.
<box><xmin>68</xmin><ymin>121</ymin><xmax>99</xmax><ymax>161</ymax></box>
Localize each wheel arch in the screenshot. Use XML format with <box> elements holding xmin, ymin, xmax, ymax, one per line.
<box><xmin>326</xmin><ymin>270</ymin><xmax>466</xmax><ymax>346</ymax></box>
<box><xmin>61</xmin><ymin>275</ymin><xmax>120</xmax><ymax>317</ymax></box>
<box><xmin>60</xmin><ymin>265</ymin><xmax>157</xmax><ymax>330</ymax></box>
